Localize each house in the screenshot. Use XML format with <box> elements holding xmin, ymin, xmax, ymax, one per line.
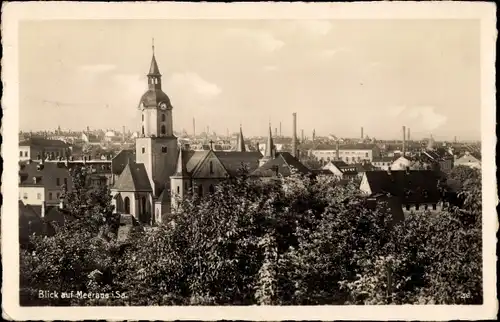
<box><xmin>81</xmin><ymin>132</ymin><xmax>102</xmax><ymax>145</ymax></box>
<box><xmin>390</xmin><ymin>156</ymin><xmax>412</xmax><ymax>170</ymax></box>
<box><xmin>360</xmin><ymin>169</ymin><xmax>442</xmax><ymax>216</ymax></box>
<box><xmin>371</xmin><ymin>156</ymin><xmax>397</xmax><ymax>170</ymax></box>
<box><xmin>454</xmin><ymin>152</ymin><xmax>481</xmax><ymax>169</ymax></box>
<box><xmin>322</xmin><ymin>160</ymin><xmax>358</xmax><ymax>179</ymax></box>
<box><xmin>420</xmin><ymin>148</ymin><xmax>454</xmax><ymax>172</ymax></box>
<box><xmin>19</xmin><ymin>161</ymin><xmax>72</xmax><ymax>208</ymax></box>
<box><xmin>250</xmin><ymin>152</ymin><xmax>311</xmax><ymax>180</ymax></box>
<box><xmin>19</xmin><ymin>138</ymin><xmax>70</xmax><ymax>162</ymax></box>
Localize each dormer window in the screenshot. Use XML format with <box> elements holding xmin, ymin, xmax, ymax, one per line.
<box><xmin>161</xmin><ymin>147</ymin><xmax>167</xmax><ymax>153</ymax></box>
<box><xmin>209</xmin><ymin>161</ymin><xmax>214</xmax><ymax>174</ymax></box>
<box><xmin>33</xmin><ymin>177</ymin><xmax>38</xmax><ymax>184</ymax></box>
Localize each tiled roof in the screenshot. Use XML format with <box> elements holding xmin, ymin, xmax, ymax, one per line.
<box><xmin>113</xmin><ymin>163</ymin><xmax>152</xmax><ymax>191</ymax></box>
<box><xmin>111</xmin><ymin>149</ymin><xmax>136</xmax><ymax>175</ymax></box>
<box><xmin>214</xmin><ymin>151</ymin><xmax>263</xmax><ymax>176</ymax></box>
<box><xmin>352</xmin><ymin>163</ymin><xmax>376</xmax><ymax>172</ymax></box>
<box><xmin>364</xmin><ymin>170</ymin><xmax>441</xmax><ymax>204</ymax></box>
<box><xmin>250</xmin><ymin>152</ymin><xmax>311</xmax><ymax>177</ymax></box>
<box><xmin>19</xmin><ymin>162</ymin><xmax>71</xmax><ymax>189</ymax></box>
<box><xmin>19</xmin><ymin>138</ymin><xmax>69</xmax><ymax>148</ymax></box>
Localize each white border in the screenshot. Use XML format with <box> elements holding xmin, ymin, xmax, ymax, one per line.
<box><xmin>1</xmin><ymin>1</ymin><xmax>497</xmax><ymax>320</ymax></box>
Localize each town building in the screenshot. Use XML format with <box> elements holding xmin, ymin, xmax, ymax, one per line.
<box><xmin>360</xmin><ymin>169</ymin><xmax>442</xmax><ymax>216</ymax></box>
<box><xmin>19</xmin><ymin>138</ymin><xmax>70</xmax><ymax>162</ymax></box>
<box><xmin>309</xmin><ymin>143</ymin><xmax>381</xmax><ymax>164</ymax></box>
<box><xmin>18</xmin><ymin>160</ymin><xmax>73</xmax><ymax>210</ymax></box>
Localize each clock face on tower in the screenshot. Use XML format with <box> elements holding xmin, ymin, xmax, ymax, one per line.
<box><xmin>159</xmin><ymin>102</ymin><xmax>168</xmax><ymax>110</ymax></box>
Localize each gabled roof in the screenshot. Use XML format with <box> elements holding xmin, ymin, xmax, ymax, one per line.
<box><xmin>250</xmin><ymin>152</ymin><xmax>311</xmax><ymax>177</ymax></box>
<box><xmin>113</xmin><ymin>163</ymin><xmax>152</xmax><ymax>191</ymax></box>
<box><xmin>111</xmin><ymin>149</ymin><xmax>136</xmax><ymax>175</ymax></box>
<box><xmin>364</xmin><ymin>170</ymin><xmax>441</xmax><ymax>204</ymax></box>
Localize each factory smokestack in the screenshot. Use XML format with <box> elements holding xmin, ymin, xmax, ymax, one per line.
<box><xmin>402</xmin><ymin>125</ymin><xmax>406</xmax><ymax>156</ymax></box>
<box><xmin>361</xmin><ymin>127</ymin><xmax>364</xmax><ymax>140</ymax></box>
<box><xmin>301</xmin><ymin>129</ymin><xmax>304</xmax><ymax>143</ymax></box>
<box><xmin>275</xmin><ymin>127</ymin><xmax>278</xmax><ymax>138</ymax></box>
<box><xmin>292</xmin><ymin>113</ymin><xmax>297</xmax><ymax>157</ymax></box>
<box><xmin>193</xmin><ymin>118</ymin><xmax>196</xmax><ymax>137</ymax></box>
<box><xmin>407</xmin><ymin>127</ymin><xmax>411</xmax><ymax>141</ymax></box>
<box><xmin>336</xmin><ymin>140</ymin><xmax>340</xmax><ymax>160</ymax></box>
<box><xmin>279</xmin><ymin>122</ymin><xmax>282</xmax><ymax>137</ymax></box>
<box><xmin>312</xmin><ymin>129</ymin><xmax>316</xmax><ymax>142</ymax></box>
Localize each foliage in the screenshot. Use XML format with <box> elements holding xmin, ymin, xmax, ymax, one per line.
<box><xmin>19</xmin><ymin>165</ymin><xmax>482</xmax><ymax>306</ymax></box>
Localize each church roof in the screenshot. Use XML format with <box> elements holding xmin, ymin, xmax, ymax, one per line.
<box><xmin>173</xmin><ymin>150</ymin><xmax>262</xmax><ymax>178</ymax></box>
<box><xmin>111</xmin><ymin>149</ymin><xmax>136</xmax><ymax>175</ymax></box>
<box><xmin>214</xmin><ymin>151</ymin><xmax>262</xmax><ymax>176</ymax></box>
<box><xmin>264</xmin><ymin>125</ymin><xmax>275</xmax><ymax>158</ymax></box>
<box><xmin>112</xmin><ymin>162</ymin><xmax>152</xmax><ymax>192</ymax></box>
<box><xmin>139</xmin><ymin>89</ymin><xmax>171</xmax><ymax>108</ymax></box>
<box><xmin>251</xmin><ymin>152</ymin><xmax>311</xmax><ymax>177</ymax></box>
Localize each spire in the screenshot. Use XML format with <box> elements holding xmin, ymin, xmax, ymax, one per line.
<box><xmin>236</xmin><ymin>124</ymin><xmax>246</xmax><ymax>152</ymax></box>
<box><xmin>148</xmin><ymin>38</ymin><xmax>161</xmax><ymax>76</ymax></box>
<box><xmin>174</xmin><ymin>149</ymin><xmax>188</xmax><ymax>177</ymax></box>
<box><xmin>264</xmin><ymin>124</ymin><xmax>274</xmax><ymax>158</ymax></box>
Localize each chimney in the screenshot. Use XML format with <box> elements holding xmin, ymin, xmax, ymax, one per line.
<box><xmin>312</xmin><ymin>129</ymin><xmax>316</xmax><ymax>142</ymax></box>
<box><xmin>407</xmin><ymin>127</ymin><xmax>411</xmax><ymax>141</ymax></box>
<box><xmin>292</xmin><ymin>113</ymin><xmax>297</xmax><ymax>157</ymax></box>
<box><xmin>336</xmin><ymin>140</ymin><xmax>340</xmax><ymax>160</ymax></box>
<box><xmin>275</xmin><ymin>127</ymin><xmax>278</xmax><ymax>138</ymax></box>
<box><xmin>361</xmin><ymin>127</ymin><xmax>364</xmax><ymax>140</ymax></box>
<box><xmin>279</xmin><ymin>122</ymin><xmax>282</xmax><ymax>137</ymax></box>
<box><xmin>193</xmin><ymin>118</ymin><xmax>196</xmax><ymax>137</ymax></box>
<box><xmin>301</xmin><ymin>129</ymin><xmax>304</xmax><ymax>143</ymax></box>
<box><xmin>402</xmin><ymin>125</ymin><xmax>406</xmax><ymax>157</ymax></box>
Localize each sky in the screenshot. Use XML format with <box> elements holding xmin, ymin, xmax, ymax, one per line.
<box><xmin>19</xmin><ymin>19</ymin><xmax>480</xmax><ymax>140</ymax></box>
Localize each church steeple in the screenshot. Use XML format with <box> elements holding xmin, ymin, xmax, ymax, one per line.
<box><xmin>236</xmin><ymin>124</ymin><xmax>246</xmax><ymax>152</ymax></box>
<box><xmin>264</xmin><ymin>123</ymin><xmax>275</xmax><ymax>158</ymax></box>
<box><xmin>147</xmin><ymin>38</ymin><xmax>162</xmax><ymax>90</ymax></box>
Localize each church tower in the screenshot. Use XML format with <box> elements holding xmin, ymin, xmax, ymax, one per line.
<box><xmin>135</xmin><ymin>41</ymin><xmax>179</xmax><ymax>197</ymax></box>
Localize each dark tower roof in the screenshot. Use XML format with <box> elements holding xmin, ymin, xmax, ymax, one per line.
<box><xmin>148</xmin><ymin>54</ymin><xmax>161</xmax><ymax>76</ymax></box>
<box><xmin>148</xmin><ymin>39</ymin><xmax>161</xmax><ymax>76</ymax></box>
<box><xmin>236</xmin><ymin>124</ymin><xmax>246</xmax><ymax>152</ymax></box>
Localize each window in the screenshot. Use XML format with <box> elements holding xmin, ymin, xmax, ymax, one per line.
<box><xmin>177</xmin><ymin>186</ymin><xmax>180</xmax><ymax>194</ymax></box>
<box><xmin>19</xmin><ymin>151</ymin><xmax>23</xmax><ymax>157</ymax></box>
<box><xmin>209</xmin><ymin>161</ymin><xmax>214</xmax><ymax>174</ymax></box>
<box><xmin>142</xmin><ymin>114</ymin><xmax>144</xmax><ymax>121</ymax></box>
<box><xmin>161</xmin><ymin>113</ymin><xmax>166</xmax><ymax>122</ymax></box>
<box><xmin>161</xmin><ymin>125</ymin><xmax>166</xmax><ymax>135</ymax></box>
<box><xmin>161</xmin><ymin>146</ymin><xmax>167</xmax><ymax>153</ymax></box>
<box><xmin>424</xmin><ymin>204</ymin><xmax>428</xmax><ymax>210</ymax></box>
<box><xmin>405</xmin><ymin>204</ymin><xmax>410</xmax><ymax>211</ymax></box>
<box><xmin>124</xmin><ymin>197</ymin><xmax>131</xmax><ymax>214</ymax></box>
<box><xmin>56</xmin><ymin>178</ymin><xmax>60</xmax><ymax>186</ymax></box>
<box><xmin>56</xmin><ymin>192</ymin><xmax>60</xmax><ymax>199</ymax></box>
<box><xmin>365</xmin><ymin>153</ymin><xmax>369</xmax><ymax>157</ymax></box>
<box><xmin>37</xmin><ymin>193</ymin><xmax>41</xmax><ymax>200</ymax></box>
<box><xmin>49</xmin><ymin>192</ymin><xmax>53</xmax><ymax>200</ymax></box>
<box><xmin>142</xmin><ymin>147</ymin><xmax>145</xmax><ymax>154</ymax></box>
<box><xmin>432</xmin><ymin>204</ymin><xmax>437</xmax><ymax>210</ymax></box>
<box><xmin>23</xmin><ymin>193</ymin><xmax>28</xmax><ymax>199</ymax></box>
<box><xmin>415</xmin><ymin>204</ymin><xmax>420</xmax><ymax>210</ymax></box>
<box><xmin>24</xmin><ymin>151</ymin><xmax>28</xmax><ymax>157</ymax></box>
<box><xmin>209</xmin><ymin>185</ymin><xmax>215</xmax><ymax>194</ymax></box>
<box><xmin>64</xmin><ymin>178</ymin><xmax>68</xmax><ymax>186</ymax></box>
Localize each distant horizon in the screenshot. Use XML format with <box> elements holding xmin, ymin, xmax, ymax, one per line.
<box><xmin>20</xmin><ymin>19</ymin><xmax>481</xmax><ymax>141</ymax></box>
